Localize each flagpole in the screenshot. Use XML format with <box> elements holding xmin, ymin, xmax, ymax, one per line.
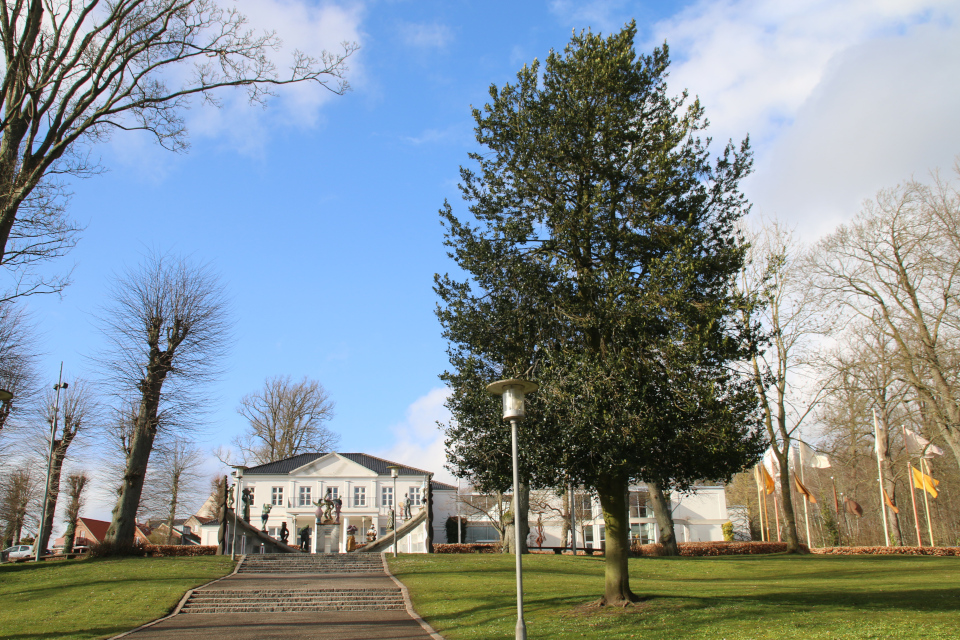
<box><xmin>919</xmin><ymin>458</ymin><xmax>935</xmax><ymax>546</ymax></box>
<box><xmin>873</xmin><ymin>409</ymin><xmax>891</xmax><ymax>547</ymax></box>
<box><xmin>754</xmin><ymin>466</ymin><xmax>766</xmax><ymax>542</ymax></box>
<box><xmin>773</xmin><ymin>494</ymin><xmax>781</xmax><ymax>542</ymax></box>
<box><xmin>831</xmin><ymin>477</ymin><xmax>842</xmax><ymax>547</ymax></box>
<box><xmin>901</xmin><ymin>425</ymin><xmax>923</xmax><ymax>547</ymax></box>
<box><xmin>798</xmin><ymin>443</ymin><xmax>812</xmax><ymax>547</ymax></box>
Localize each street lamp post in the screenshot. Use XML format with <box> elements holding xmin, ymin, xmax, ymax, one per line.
<box><xmin>387</xmin><ymin>465</ymin><xmax>399</xmax><ymax>557</ymax></box>
<box><xmin>231</xmin><ymin>465</ymin><xmax>246</xmax><ymax>560</ymax></box>
<box><xmin>36</xmin><ymin>364</ymin><xmax>67</xmax><ymax>562</ymax></box>
<box><xmin>486</xmin><ymin>378</ymin><xmax>538</xmax><ymax>640</ymax></box>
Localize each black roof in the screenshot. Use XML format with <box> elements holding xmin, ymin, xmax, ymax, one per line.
<box><xmin>243</xmin><ymin>452</ymin><xmax>435</xmax><ymax>477</ymax></box>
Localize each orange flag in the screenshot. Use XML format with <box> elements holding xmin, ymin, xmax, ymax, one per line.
<box><xmin>794</xmin><ymin>476</ymin><xmax>817</xmax><ymax>503</ymax></box>
<box><xmin>882</xmin><ymin>486</ymin><xmax>899</xmax><ymax>514</ymax></box>
<box><xmin>761</xmin><ymin>464</ymin><xmax>776</xmax><ymax>495</ymax></box>
<box><xmin>912</xmin><ymin>465</ymin><xmax>939</xmax><ymax>499</ymax></box>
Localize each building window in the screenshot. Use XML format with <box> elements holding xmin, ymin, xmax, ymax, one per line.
<box><xmin>299</xmin><ymin>486</ymin><xmax>312</xmax><ymax>507</ymax></box>
<box><xmin>382</xmin><ymin>486</ymin><xmax>393</xmax><ymax>508</ymax></box>
<box><xmin>576</xmin><ymin>494</ymin><xmax>593</xmax><ymax>519</ymax></box>
<box><xmin>410</xmin><ymin>486</ymin><xmax>422</xmax><ymax>506</ymax></box>
<box><xmin>271</xmin><ymin>487</ymin><xmax>284</xmax><ymax>506</ymax></box>
<box><xmin>268</xmin><ymin>527</ymin><xmax>278</xmax><ymax>538</ymax></box>
<box><xmin>629</xmin><ymin>491</ymin><xmax>651</xmax><ymax>518</ymax></box>
<box><xmin>599</xmin><ymin>525</ymin><xmax>606</xmax><ymax>547</ymax></box>
<box><xmin>583</xmin><ymin>526</ymin><xmax>594</xmax><ymax>549</ymax></box>
<box><xmin>354</xmin><ymin>486</ymin><xmax>366</xmax><ymax>507</ymax></box>
<box><xmin>328</xmin><ymin>486</ymin><xmax>339</xmax><ymax>501</ymax></box>
<box><xmin>466</xmin><ymin>524</ymin><xmax>500</xmax><ymax>543</ymax></box>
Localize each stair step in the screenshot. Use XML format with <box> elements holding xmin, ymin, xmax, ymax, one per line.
<box><xmin>182</xmin><ymin>604</ymin><xmax>406</xmax><ymax>613</ymax></box>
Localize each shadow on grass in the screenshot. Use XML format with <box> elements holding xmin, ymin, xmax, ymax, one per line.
<box><xmin>1</xmin><ymin>626</ymin><xmax>131</xmax><ymax>640</ymax></box>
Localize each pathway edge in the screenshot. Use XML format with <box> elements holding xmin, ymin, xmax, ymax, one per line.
<box><xmin>107</xmin><ymin>554</ymin><xmax>246</xmax><ymax>640</ymax></box>
<box><xmin>381</xmin><ymin>552</ymin><xmax>445</xmax><ymax>640</ymax></box>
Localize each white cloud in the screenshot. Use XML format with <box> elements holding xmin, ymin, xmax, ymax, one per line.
<box><xmin>644</xmin><ymin>0</ymin><xmax>960</xmax><ymax>240</ymax></box>
<box><xmin>549</xmin><ymin>0</ymin><xmax>631</xmax><ymax>34</ymax></box>
<box><xmin>398</xmin><ymin>21</ymin><xmax>453</xmax><ymax>49</ymax></box>
<box><xmin>376</xmin><ymin>387</ymin><xmax>455</xmax><ymax>484</ymax></box>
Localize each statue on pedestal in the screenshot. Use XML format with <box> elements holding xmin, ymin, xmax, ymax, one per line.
<box><xmin>334</xmin><ymin>496</ymin><xmax>343</xmax><ymax>524</ymax></box>
<box><xmin>366</xmin><ymin>523</ymin><xmax>377</xmax><ymax>542</ymax></box>
<box><xmin>279</xmin><ymin>522</ymin><xmax>290</xmax><ymax>544</ymax></box>
<box><xmin>387</xmin><ymin>509</ymin><xmax>395</xmax><ymax>530</ymax></box>
<box><xmin>241</xmin><ymin>488</ymin><xmax>253</xmax><ymax>523</ymax></box>
<box><xmin>261</xmin><ymin>503</ymin><xmax>271</xmax><ymax>530</ymax></box>
<box><xmin>298</xmin><ymin>526</ymin><xmax>311</xmax><ymax>551</ymax></box>
<box><xmin>403</xmin><ymin>494</ymin><xmax>412</xmax><ymax>519</ymax></box>
<box><xmin>314</xmin><ymin>489</ymin><xmax>335</xmax><ymax>523</ymax></box>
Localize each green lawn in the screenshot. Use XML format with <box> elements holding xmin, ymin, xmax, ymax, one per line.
<box><xmin>0</xmin><ymin>556</ymin><xmax>235</xmax><ymax>640</ymax></box>
<box><xmin>388</xmin><ymin>553</ymin><xmax>960</xmax><ymax>639</ymax></box>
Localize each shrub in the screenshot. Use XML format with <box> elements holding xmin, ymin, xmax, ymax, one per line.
<box><xmin>445</xmin><ymin>516</ymin><xmax>468</xmax><ymax>543</ymax></box>
<box><xmin>433</xmin><ymin>543</ymin><xmax>501</xmax><ymax>554</ymax></box>
<box><xmin>811</xmin><ymin>546</ymin><xmax>960</xmax><ymax>556</ymax></box>
<box><xmin>722</xmin><ymin>521</ymin><xmax>734</xmax><ymax>542</ymax></box>
<box><xmin>633</xmin><ymin>541</ymin><xmax>809</xmax><ymax>557</ymax></box>
<box><xmin>142</xmin><ymin>545</ymin><xmax>218</xmax><ymax>557</ymax></box>
<box><xmin>88</xmin><ymin>539</ymin><xmax>148</xmax><ymax>558</ymax></box>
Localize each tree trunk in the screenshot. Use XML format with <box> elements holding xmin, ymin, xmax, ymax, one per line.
<box><xmin>776</xmin><ymin>453</ymin><xmax>803</xmax><ymax>553</ymax></box>
<box><xmin>105</xmin><ymin>410</ymin><xmax>159</xmax><ymax>545</ymax></box>
<box><xmin>36</xmin><ymin>445</ymin><xmax>67</xmax><ymax>553</ymax></box>
<box><xmin>165</xmin><ymin>475</ymin><xmax>180</xmax><ymax>545</ymax></box>
<box><xmin>502</xmin><ymin>481</ymin><xmax>530</xmax><ymax>554</ymax></box>
<box><xmin>648</xmin><ymin>481</ymin><xmax>678</xmax><ymax>556</ymax></box>
<box><xmin>560</xmin><ymin>491</ymin><xmax>570</xmax><ymax>548</ymax></box>
<box><xmin>597</xmin><ymin>475</ymin><xmax>639</xmax><ymax>605</ymax></box>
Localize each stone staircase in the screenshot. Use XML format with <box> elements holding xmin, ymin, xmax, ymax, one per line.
<box><xmin>180</xmin><ymin>587</ymin><xmax>406</xmax><ymax>613</ymax></box>
<box><xmin>238</xmin><ymin>553</ymin><xmax>385</xmax><ymax>574</ymax></box>
<box><xmin>179</xmin><ymin>553</ymin><xmax>403</xmax><ymax>614</ymax></box>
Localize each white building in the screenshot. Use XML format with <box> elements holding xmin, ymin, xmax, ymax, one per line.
<box><xmin>202</xmin><ymin>452</ymin><xmax>455</xmax><ymax>553</ymax></box>
<box><xmin>200</xmin><ymin>451</ymin><xmax>728</xmax><ymax>552</ymax></box>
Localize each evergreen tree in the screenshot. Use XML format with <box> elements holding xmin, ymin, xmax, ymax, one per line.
<box><xmin>436</xmin><ymin>23</ymin><xmax>764</xmax><ymax>604</ymax></box>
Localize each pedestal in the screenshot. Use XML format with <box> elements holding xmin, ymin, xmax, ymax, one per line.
<box><xmin>316</xmin><ymin>524</ymin><xmax>340</xmax><ymax>554</ymax></box>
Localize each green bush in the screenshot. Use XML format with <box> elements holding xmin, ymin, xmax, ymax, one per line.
<box><xmin>88</xmin><ymin>539</ymin><xmax>148</xmax><ymax>558</ymax></box>
<box><xmin>722</xmin><ymin>521</ymin><xmax>734</xmax><ymax>542</ymax></box>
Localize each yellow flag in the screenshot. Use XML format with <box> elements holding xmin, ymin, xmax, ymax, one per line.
<box><xmin>761</xmin><ymin>465</ymin><xmax>776</xmax><ymax>495</ymax></box>
<box><xmin>794</xmin><ymin>476</ymin><xmax>817</xmax><ymax>503</ymax></box>
<box><xmin>912</xmin><ymin>465</ymin><xmax>939</xmax><ymax>499</ymax></box>
<box><xmin>882</xmin><ymin>485</ymin><xmax>899</xmax><ymax>514</ymax></box>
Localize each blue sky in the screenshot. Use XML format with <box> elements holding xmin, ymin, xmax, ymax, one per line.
<box><xmin>16</xmin><ymin>0</ymin><xmax>960</xmax><ymax>518</ymax></box>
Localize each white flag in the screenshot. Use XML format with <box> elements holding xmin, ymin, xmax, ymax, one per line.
<box><xmin>798</xmin><ymin>440</ymin><xmax>831</xmax><ymax>468</ymax></box>
<box><xmin>762</xmin><ymin>447</ymin><xmax>780</xmax><ymax>479</ymax></box>
<box><xmin>904</xmin><ymin>428</ymin><xmax>944</xmax><ymax>459</ymax></box>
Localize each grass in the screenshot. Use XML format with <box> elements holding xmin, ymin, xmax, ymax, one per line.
<box><xmin>388</xmin><ymin>553</ymin><xmax>960</xmax><ymax>639</ymax></box>
<box><xmin>0</xmin><ymin>555</ymin><xmax>235</xmax><ymax>640</ymax></box>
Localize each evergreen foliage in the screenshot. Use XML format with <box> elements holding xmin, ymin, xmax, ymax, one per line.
<box><xmin>436</xmin><ymin>23</ymin><xmax>765</xmax><ymax>604</ymax></box>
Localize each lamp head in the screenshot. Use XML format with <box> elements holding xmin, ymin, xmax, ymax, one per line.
<box><xmin>387</xmin><ymin>464</ymin><xmax>400</xmax><ymax>478</ymax></box>
<box><xmin>486</xmin><ymin>378</ymin><xmax>538</xmax><ymax>421</ymax></box>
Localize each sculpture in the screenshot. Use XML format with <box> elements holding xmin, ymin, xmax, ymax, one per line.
<box><xmin>314</xmin><ymin>489</ymin><xmax>335</xmax><ymax>523</ymax></box>
<box><xmin>298</xmin><ymin>525</ymin><xmax>311</xmax><ymax>551</ymax></box>
<box><xmin>387</xmin><ymin>509</ymin><xmax>395</xmax><ymax>530</ymax></box>
<box><xmin>279</xmin><ymin>522</ymin><xmax>290</xmax><ymax>544</ymax></box>
<box><xmin>261</xmin><ymin>503</ymin><xmax>271</xmax><ymax>530</ymax></box>
<box><xmin>366</xmin><ymin>523</ymin><xmax>377</xmax><ymax>542</ymax></box>
<box><xmin>241</xmin><ymin>488</ymin><xmax>253</xmax><ymax>522</ymax></box>
<box><xmin>334</xmin><ymin>496</ymin><xmax>342</xmax><ymax>524</ymax></box>
<box><xmin>403</xmin><ymin>493</ymin><xmax>412</xmax><ymax>519</ymax></box>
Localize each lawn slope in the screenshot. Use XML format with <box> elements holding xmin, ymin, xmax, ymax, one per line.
<box><xmin>0</xmin><ymin>556</ymin><xmax>234</xmax><ymax>640</ymax></box>
<box><xmin>389</xmin><ymin>553</ymin><xmax>960</xmax><ymax>639</ymax></box>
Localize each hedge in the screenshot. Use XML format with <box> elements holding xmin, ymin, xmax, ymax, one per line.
<box><xmin>633</xmin><ymin>541</ymin><xmax>809</xmax><ymax>557</ymax></box>
<box><xmin>433</xmin><ymin>543</ymin><xmax>502</xmax><ymax>554</ymax></box>
<box><xmin>811</xmin><ymin>546</ymin><xmax>960</xmax><ymax>556</ymax></box>
<box><xmin>143</xmin><ymin>545</ymin><xmax>218</xmax><ymax>557</ymax></box>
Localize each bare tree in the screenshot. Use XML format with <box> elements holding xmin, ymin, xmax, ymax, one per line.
<box><xmin>234</xmin><ymin>375</ymin><xmax>337</xmax><ymax>465</ymax></box>
<box><xmin>0</xmin><ymin>1</ymin><xmax>357</xmax><ymax>300</ymax></box>
<box><xmin>0</xmin><ymin>466</ymin><xmax>39</xmax><ymax>545</ymax></box>
<box><xmin>738</xmin><ymin>220</ymin><xmax>833</xmax><ymax>553</ymax></box>
<box><xmin>0</xmin><ymin>302</ymin><xmax>38</xmax><ymax>440</ymax></box>
<box><xmin>61</xmin><ymin>471</ymin><xmax>89</xmax><ymax>554</ymax></box>
<box><xmin>99</xmin><ymin>252</ymin><xmax>229</xmax><ymax>545</ymax></box>
<box><xmin>30</xmin><ymin>380</ymin><xmax>96</xmax><ymax>552</ymax></box>
<box><xmin>810</xmin><ymin>168</ymin><xmax>960</xmax><ymax>469</ymax></box>
<box><xmin>152</xmin><ymin>437</ymin><xmax>204</xmax><ymax>543</ymax></box>
<box><xmin>457</xmin><ymin>490</ymin><xmax>508</xmax><ymax>545</ymax></box>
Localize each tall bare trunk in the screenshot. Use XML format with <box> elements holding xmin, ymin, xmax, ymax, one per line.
<box><xmin>648</xmin><ymin>481</ymin><xmax>678</xmax><ymax>556</ymax></box>
<box><xmin>597</xmin><ymin>475</ymin><xmax>639</xmax><ymax>605</ymax></box>
<box><xmin>503</xmin><ymin>481</ymin><xmax>529</xmax><ymax>554</ymax></box>
<box><xmin>36</xmin><ymin>445</ymin><xmax>67</xmax><ymax>553</ymax></box>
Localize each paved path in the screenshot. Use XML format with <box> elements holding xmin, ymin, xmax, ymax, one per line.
<box><xmin>116</xmin><ymin>556</ymin><xmax>442</xmax><ymax>640</ymax></box>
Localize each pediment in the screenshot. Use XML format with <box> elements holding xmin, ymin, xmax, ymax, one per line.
<box><xmin>290</xmin><ymin>453</ymin><xmax>378</xmax><ymax>478</ymax></box>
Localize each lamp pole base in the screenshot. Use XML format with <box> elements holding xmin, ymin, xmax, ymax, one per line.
<box><xmin>516</xmin><ymin>618</ymin><xmax>527</xmax><ymax>640</ymax></box>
